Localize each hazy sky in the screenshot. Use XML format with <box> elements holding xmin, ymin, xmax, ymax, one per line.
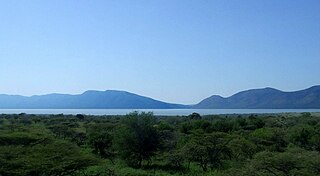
<box><xmin>0</xmin><ymin>0</ymin><xmax>319</xmax><ymax>104</ymax></box>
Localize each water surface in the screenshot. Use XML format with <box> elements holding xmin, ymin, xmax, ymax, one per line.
<box><xmin>0</xmin><ymin>109</ymin><xmax>319</xmax><ymax>116</ymax></box>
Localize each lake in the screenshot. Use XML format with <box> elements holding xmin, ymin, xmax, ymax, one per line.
<box><xmin>0</xmin><ymin>109</ymin><xmax>320</xmax><ymax>116</ymax></box>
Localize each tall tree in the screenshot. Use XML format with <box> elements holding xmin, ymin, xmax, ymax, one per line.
<box><xmin>114</xmin><ymin>112</ymin><xmax>160</xmax><ymax>168</ymax></box>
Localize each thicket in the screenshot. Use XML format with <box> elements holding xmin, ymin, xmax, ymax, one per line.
<box><xmin>0</xmin><ymin>112</ymin><xmax>319</xmax><ymax>176</ymax></box>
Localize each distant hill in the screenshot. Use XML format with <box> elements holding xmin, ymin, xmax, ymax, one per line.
<box><xmin>0</xmin><ymin>90</ymin><xmax>188</xmax><ymax>109</ymax></box>
<box><xmin>2</xmin><ymin>86</ymin><xmax>320</xmax><ymax>109</ymax></box>
<box><xmin>194</xmin><ymin>86</ymin><xmax>320</xmax><ymax>109</ymax></box>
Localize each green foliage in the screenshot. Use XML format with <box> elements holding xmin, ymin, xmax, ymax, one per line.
<box><xmin>247</xmin><ymin>115</ymin><xmax>265</xmax><ymax>129</ymax></box>
<box><xmin>0</xmin><ymin>129</ymin><xmax>98</xmax><ymax>176</ymax></box>
<box><xmin>180</xmin><ymin>122</ymin><xmax>193</xmax><ymax>134</ymax></box>
<box><xmin>167</xmin><ymin>150</ymin><xmax>185</xmax><ymax>168</ymax></box>
<box><xmin>287</xmin><ymin>124</ymin><xmax>318</xmax><ymax>150</ymax></box>
<box><xmin>0</xmin><ymin>131</ymin><xmax>46</xmax><ymax>146</ymax></box>
<box><xmin>0</xmin><ymin>142</ymin><xmax>99</xmax><ymax>176</ymax></box>
<box><xmin>228</xmin><ymin>147</ymin><xmax>320</xmax><ymax>176</ymax></box>
<box><xmin>114</xmin><ymin>112</ymin><xmax>160</xmax><ymax>168</ymax></box>
<box><xmin>188</xmin><ymin>112</ymin><xmax>202</xmax><ymax>120</ymax></box>
<box><xmin>228</xmin><ymin>136</ymin><xmax>257</xmax><ymax>160</ymax></box>
<box><xmin>183</xmin><ymin>132</ymin><xmax>233</xmax><ymax>171</ymax></box>
<box><xmin>87</xmin><ymin>123</ymin><xmax>115</xmax><ymax>162</ymax></box>
<box><xmin>1</xmin><ymin>112</ymin><xmax>320</xmax><ymax>175</ymax></box>
<box><xmin>212</xmin><ymin>120</ymin><xmax>235</xmax><ymax>133</ymax></box>
<box><xmin>250</xmin><ymin>127</ymin><xmax>288</xmax><ymax>152</ymax></box>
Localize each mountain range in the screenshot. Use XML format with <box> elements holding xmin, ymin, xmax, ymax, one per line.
<box><xmin>0</xmin><ymin>90</ymin><xmax>188</xmax><ymax>109</ymax></box>
<box><xmin>194</xmin><ymin>85</ymin><xmax>320</xmax><ymax>109</ymax></box>
<box><xmin>0</xmin><ymin>86</ymin><xmax>319</xmax><ymax>109</ymax></box>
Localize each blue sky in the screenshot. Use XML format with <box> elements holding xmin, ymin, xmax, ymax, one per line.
<box><xmin>0</xmin><ymin>0</ymin><xmax>319</xmax><ymax>104</ymax></box>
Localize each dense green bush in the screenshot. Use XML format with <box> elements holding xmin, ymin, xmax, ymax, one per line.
<box><xmin>0</xmin><ymin>112</ymin><xmax>320</xmax><ymax>175</ymax></box>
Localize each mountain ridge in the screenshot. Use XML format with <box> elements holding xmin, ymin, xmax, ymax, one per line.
<box><xmin>194</xmin><ymin>85</ymin><xmax>320</xmax><ymax>109</ymax></box>
<box><xmin>0</xmin><ymin>86</ymin><xmax>320</xmax><ymax>109</ymax></box>
<box><xmin>0</xmin><ymin>90</ymin><xmax>188</xmax><ymax>109</ymax></box>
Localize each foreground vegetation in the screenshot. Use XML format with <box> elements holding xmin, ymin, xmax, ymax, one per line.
<box><xmin>0</xmin><ymin>112</ymin><xmax>319</xmax><ymax>176</ymax></box>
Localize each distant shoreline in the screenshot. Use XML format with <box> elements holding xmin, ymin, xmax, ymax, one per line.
<box><xmin>0</xmin><ymin>109</ymin><xmax>320</xmax><ymax>116</ymax></box>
